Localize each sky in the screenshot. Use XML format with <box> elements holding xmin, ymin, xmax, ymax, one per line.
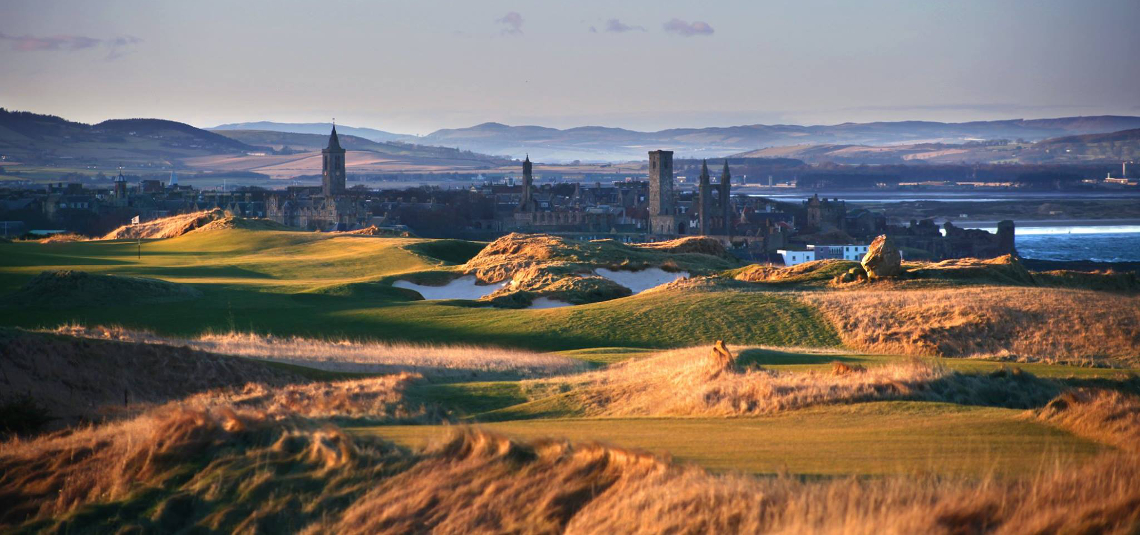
<box><xmin>2</xmin><ymin>0</ymin><xmax>1139</xmax><ymax>135</ymax></box>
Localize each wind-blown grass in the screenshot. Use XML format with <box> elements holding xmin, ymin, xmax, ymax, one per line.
<box><xmin>53</xmin><ymin>324</ymin><xmax>588</xmax><ymax>379</ymax></box>
<box><xmin>492</xmin><ymin>345</ymin><xmax>1062</xmax><ymax>420</ymax></box>
<box><xmin>4</xmin><ymin>411</ymin><xmax>1137</xmax><ymax>533</ymax></box>
<box><xmin>807</xmin><ymin>286</ymin><xmax>1140</xmax><ymax>366</ymax></box>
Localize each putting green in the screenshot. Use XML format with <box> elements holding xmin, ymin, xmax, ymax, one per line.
<box><xmin>353</xmin><ymin>401</ymin><xmax>1107</xmax><ymax>477</ymax></box>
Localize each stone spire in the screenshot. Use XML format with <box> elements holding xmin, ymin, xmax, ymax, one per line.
<box><xmin>322</xmin><ymin>125</ymin><xmax>347</xmax><ymax>196</ymax></box>
<box><xmin>698</xmin><ymin>160</ymin><xmax>711</xmax><ymax>235</ymax></box>
<box><xmin>720</xmin><ymin>160</ymin><xmax>732</xmax><ymax>237</ymax></box>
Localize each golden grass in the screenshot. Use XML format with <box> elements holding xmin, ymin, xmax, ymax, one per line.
<box><xmin>53</xmin><ymin>324</ymin><xmax>587</xmax><ymax>379</ymax></box>
<box><xmin>101</xmin><ymin>209</ymin><xmax>226</xmax><ymax>240</ymax></box>
<box><xmin>806</xmin><ymin>286</ymin><xmax>1140</xmax><ymax>366</ymax></box>
<box><xmin>8</xmin><ymin>411</ymin><xmax>1138</xmax><ymax>533</ymax></box>
<box><xmin>3</xmin><ymin>371</ymin><xmax>1139</xmax><ymax>532</ymax></box>
<box><xmin>35</xmin><ymin>232</ymin><xmax>89</xmax><ymax>243</ymax></box>
<box><xmin>511</xmin><ymin>344</ymin><xmax>1059</xmax><ymax>418</ymax></box>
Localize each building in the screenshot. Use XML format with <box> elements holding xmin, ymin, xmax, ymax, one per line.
<box><xmin>697</xmin><ymin>160</ymin><xmax>711</xmax><ymax>235</ymax></box>
<box><xmin>777</xmin><ymin>249</ymin><xmax>815</xmax><ymax>266</ymax></box>
<box><xmin>648</xmin><ymin>150</ymin><xmax>680</xmax><ymax>235</ymax></box>
<box><xmin>778</xmin><ymin>243</ymin><xmax>871</xmax><ymax>266</ymax></box>
<box><xmin>322</xmin><ymin>126</ymin><xmax>346</xmax><ymax>197</ymax></box>
<box><xmin>266</xmin><ymin>127</ymin><xmax>369</xmax><ymax>230</ymax></box>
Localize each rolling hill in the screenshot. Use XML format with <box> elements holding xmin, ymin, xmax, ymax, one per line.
<box><xmin>0</xmin><ymin>108</ymin><xmax>259</xmax><ymax>167</ymax></box>
<box><xmin>210</xmin><ymin>121</ymin><xmax>406</xmax><ymax>142</ymax></box>
<box><xmin>401</xmin><ymin>116</ymin><xmax>1140</xmax><ymax>162</ymax></box>
<box><xmin>732</xmin><ymin>127</ymin><xmax>1140</xmax><ymax>165</ymax></box>
<box><xmin>0</xmin><ymin>109</ymin><xmax>510</xmax><ymax>180</ymax></box>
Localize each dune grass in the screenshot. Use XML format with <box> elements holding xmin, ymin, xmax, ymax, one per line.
<box><xmin>807</xmin><ymin>286</ymin><xmax>1140</xmax><ymax>366</ymax></box>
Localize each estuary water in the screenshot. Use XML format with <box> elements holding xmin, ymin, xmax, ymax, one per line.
<box><xmin>964</xmin><ymin>225</ymin><xmax>1140</xmax><ymax>262</ymax></box>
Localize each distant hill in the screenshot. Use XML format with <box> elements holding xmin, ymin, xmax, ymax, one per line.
<box><xmin>0</xmin><ymin>108</ymin><xmax>258</xmax><ymax>166</ymax></box>
<box><xmin>210</xmin><ymin>121</ymin><xmax>405</xmax><ymax>143</ymax></box>
<box><xmin>212</xmin><ymin>129</ymin><xmax>507</xmax><ymax>162</ymax></box>
<box><xmin>403</xmin><ymin>116</ymin><xmax>1140</xmax><ymax>163</ymax></box>
<box><xmin>731</xmin><ymin>127</ymin><xmax>1140</xmax><ymax>165</ymax></box>
<box><xmin>0</xmin><ymin>109</ymin><xmax>510</xmax><ymax>180</ymax></box>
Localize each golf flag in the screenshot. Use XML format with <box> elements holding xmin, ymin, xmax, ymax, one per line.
<box><xmin>131</xmin><ymin>215</ymin><xmax>140</xmax><ymax>225</ymax></box>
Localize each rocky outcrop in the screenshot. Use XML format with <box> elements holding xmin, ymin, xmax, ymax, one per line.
<box><xmin>861</xmin><ymin>235</ymin><xmax>902</xmax><ymax>279</ymax></box>
<box><xmin>460</xmin><ymin>233</ymin><xmax>738</xmax><ymax>307</ymax></box>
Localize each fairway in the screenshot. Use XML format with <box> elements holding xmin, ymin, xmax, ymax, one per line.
<box><xmin>353</xmin><ymin>401</ymin><xmax>1106</xmax><ymax>477</ymax></box>
<box><xmin>0</xmin><ymin>231</ymin><xmax>841</xmax><ymax>351</ymax></box>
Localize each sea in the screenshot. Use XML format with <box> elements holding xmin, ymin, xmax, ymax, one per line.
<box><xmin>747</xmin><ymin>191</ymin><xmax>1140</xmax><ymax>263</ymax></box>
<box><xmin>969</xmin><ymin>225</ymin><xmax>1140</xmax><ymax>263</ymax></box>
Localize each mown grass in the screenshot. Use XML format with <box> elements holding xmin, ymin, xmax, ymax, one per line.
<box><xmin>0</xmin><ymin>232</ymin><xmax>841</xmax><ymax>351</ymax></box>
<box><xmin>353</xmin><ymin>401</ymin><xmax>1106</xmax><ymax>477</ymax></box>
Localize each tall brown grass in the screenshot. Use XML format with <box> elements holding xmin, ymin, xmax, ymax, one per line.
<box><xmin>8</xmin><ymin>410</ymin><xmax>1138</xmax><ymax>533</ymax></box>
<box><xmin>3</xmin><ymin>374</ymin><xmax>1138</xmax><ymax>532</ymax></box>
<box><xmin>100</xmin><ymin>209</ymin><xmax>225</xmax><ymax>240</ymax></box>
<box><xmin>520</xmin><ymin>345</ymin><xmax>1059</xmax><ymax>418</ymax></box>
<box><xmin>806</xmin><ymin>286</ymin><xmax>1140</xmax><ymax>366</ymax></box>
<box><xmin>53</xmin><ymin>324</ymin><xmax>587</xmax><ymax>379</ymax></box>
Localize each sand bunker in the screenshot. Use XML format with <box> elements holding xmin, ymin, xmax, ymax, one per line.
<box><xmin>392</xmin><ymin>276</ymin><xmax>505</xmax><ymax>300</ymax></box>
<box><xmin>595</xmin><ymin>267</ymin><xmax>689</xmax><ymax>294</ymax></box>
<box><xmin>527</xmin><ymin>297</ymin><xmax>572</xmax><ymax>309</ymax></box>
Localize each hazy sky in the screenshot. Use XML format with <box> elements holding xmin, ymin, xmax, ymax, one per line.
<box><xmin>2</xmin><ymin>0</ymin><xmax>1138</xmax><ymax>135</ymax></box>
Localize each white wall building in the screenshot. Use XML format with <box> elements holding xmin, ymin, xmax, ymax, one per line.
<box><xmin>777</xmin><ymin>249</ymin><xmax>815</xmax><ymax>266</ymax></box>
<box><xmin>778</xmin><ymin>244</ymin><xmax>870</xmax><ymax>266</ymax></box>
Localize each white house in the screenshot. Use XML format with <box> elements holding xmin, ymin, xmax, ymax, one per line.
<box><xmin>809</xmin><ymin>244</ymin><xmax>870</xmax><ymax>261</ymax></box>
<box><xmin>779</xmin><ymin>244</ymin><xmax>871</xmax><ymax>266</ymax></box>
<box><xmin>777</xmin><ymin>249</ymin><xmax>815</xmax><ymax>266</ymax></box>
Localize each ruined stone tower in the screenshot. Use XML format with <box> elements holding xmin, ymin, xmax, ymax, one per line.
<box><xmin>720</xmin><ymin>160</ymin><xmax>732</xmax><ymax>237</ymax></box>
<box><xmin>322</xmin><ymin>126</ymin><xmax>346</xmax><ymax>197</ymax></box>
<box><xmin>648</xmin><ymin>150</ymin><xmax>679</xmax><ymax>235</ymax></box>
<box><xmin>698</xmin><ymin>160</ymin><xmax>711</xmax><ymax>235</ymax></box>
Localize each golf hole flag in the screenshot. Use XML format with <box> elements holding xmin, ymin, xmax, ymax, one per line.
<box><xmin>131</xmin><ymin>215</ymin><xmax>140</xmax><ymax>225</ymax></box>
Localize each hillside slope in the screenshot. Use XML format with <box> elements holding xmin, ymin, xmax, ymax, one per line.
<box><xmin>404</xmin><ymin>116</ymin><xmax>1140</xmax><ymax>162</ymax></box>
<box><xmin>0</xmin><ymin>108</ymin><xmax>258</xmax><ymax>167</ymax></box>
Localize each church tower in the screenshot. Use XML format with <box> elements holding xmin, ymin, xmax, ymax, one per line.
<box><xmin>720</xmin><ymin>160</ymin><xmax>732</xmax><ymax>237</ymax></box>
<box><xmin>648</xmin><ymin>150</ymin><xmax>679</xmax><ymax>234</ymax></box>
<box><xmin>518</xmin><ymin>155</ymin><xmax>534</xmax><ymax>212</ymax></box>
<box><xmin>698</xmin><ymin>160</ymin><xmax>711</xmax><ymax>235</ymax></box>
<box><xmin>322</xmin><ymin>126</ymin><xmax>346</xmax><ymax>196</ymax></box>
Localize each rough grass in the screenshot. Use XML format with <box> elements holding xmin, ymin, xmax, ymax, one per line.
<box><xmin>102</xmin><ymin>209</ymin><xmax>227</xmax><ymax>240</ymax></box>
<box><xmin>489</xmin><ymin>345</ymin><xmax>1064</xmax><ymax>420</ymax></box>
<box><xmin>0</xmin><ymin>328</ymin><xmax>317</xmax><ymax>432</ymax></box>
<box><xmin>807</xmin><ymin>286</ymin><xmax>1140</xmax><ymax>366</ymax></box>
<box><xmin>52</xmin><ymin>324</ymin><xmax>588</xmax><ymax>380</ymax></box>
<box><xmin>4</xmin><ymin>414</ymin><xmax>1137</xmax><ymax>533</ymax></box>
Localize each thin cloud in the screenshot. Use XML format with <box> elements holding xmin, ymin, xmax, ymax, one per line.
<box><xmin>663</xmin><ymin>19</ymin><xmax>714</xmax><ymax>37</ymax></box>
<box><xmin>0</xmin><ymin>32</ymin><xmax>141</xmax><ymax>60</ymax></box>
<box><xmin>0</xmin><ymin>32</ymin><xmax>100</xmax><ymax>51</ymax></box>
<box><xmin>605</xmin><ymin>19</ymin><xmax>645</xmax><ymax>33</ymax></box>
<box><xmin>496</xmin><ymin>12</ymin><xmax>524</xmax><ymax>35</ymax></box>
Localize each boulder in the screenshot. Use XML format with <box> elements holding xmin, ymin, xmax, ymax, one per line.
<box><xmin>861</xmin><ymin>235</ymin><xmax>902</xmax><ymax>279</ymax></box>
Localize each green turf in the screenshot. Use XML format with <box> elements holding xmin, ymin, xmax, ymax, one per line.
<box><xmin>736</xmin><ymin>348</ymin><xmax>1138</xmax><ymax>379</ymax></box>
<box><xmin>352</xmin><ymin>401</ymin><xmax>1106</xmax><ymax>477</ymax></box>
<box><xmin>0</xmin><ymin>230</ymin><xmax>841</xmax><ymax>351</ymax></box>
